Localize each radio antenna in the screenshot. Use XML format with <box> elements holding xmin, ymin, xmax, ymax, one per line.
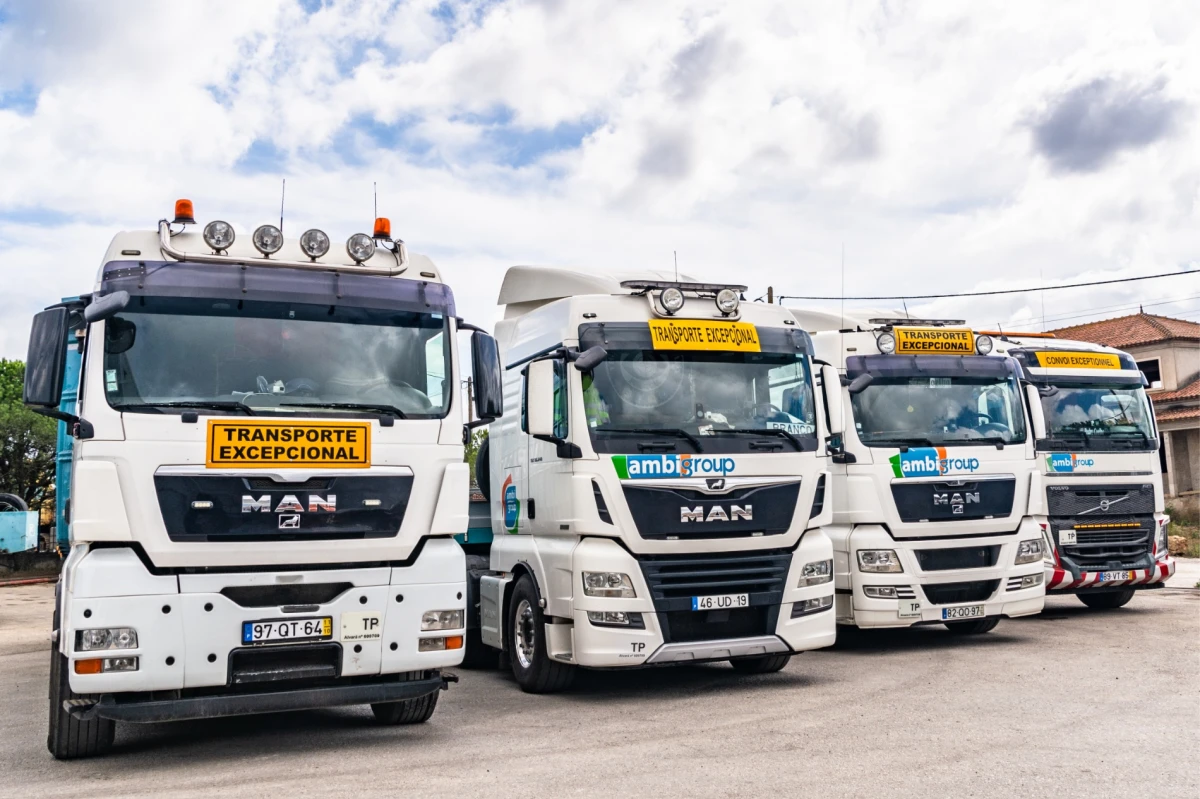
<box><xmin>279</xmin><ymin>178</ymin><xmax>286</xmax><ymax>233</ymax></box>
<box><xmin>902</xmin><ymin>299</ymin><xmax>910</xmax><ymax>319</ymax></box>
<box><xmin>674</xmin><ymin>250</ymin><xmax>679</xmax><ymax>282</ymax></box>
<box><xmin>373</xmin><ymin>181</ymin><xmax>378</xmax><ymax>220</ymax></box>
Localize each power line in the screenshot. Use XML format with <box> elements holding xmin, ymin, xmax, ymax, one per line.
<box><xmin>777</xmin><ymin>267</ymin><xmax>1199</xmax><ymax>302</ymax></box>
<box><xmin>1003</xmin><ymin>294</ymin><xmax>1200</xmax><ymax>329</ymax></box>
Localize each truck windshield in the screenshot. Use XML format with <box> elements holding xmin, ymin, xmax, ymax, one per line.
<box><xmin>102</xmin><ymin>297</ymin><xmax>450</xmax><ymax>418</ymax></box>
<box><xmin>851</xmin><ymin>375</ymin><xmax>1026</xmax><ymax>447</ymax></box>
<box><xmin>1037</xmin><ymin>383</ymin><xmax>1155</xmax><ymax>451</ymax></box>
<box><xmin>582</xmin><ymin>350</ymin><xmax>817</xmax><ymax>453</ymax></box>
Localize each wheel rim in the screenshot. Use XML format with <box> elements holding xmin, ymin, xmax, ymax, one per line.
<box><xmin>514</xmin><ymin>599</ymin><xmax>536</xmax><ymax>669</ymax></box>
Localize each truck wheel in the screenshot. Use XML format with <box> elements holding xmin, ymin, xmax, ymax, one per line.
<box><xmin>509</xmin><ymin>575</ymin><xmax>575</xmax><ymax>693</ymax></box>
<box><xmin>729</xmin><ymin>654</ymin><xmax>791</xmax><ymax>674</ymax></box>
<box><xmin>461</xmin><ymin>554</ymin><xmax>495</xmax><ymax>669</ymax></box>
<box><xmin>943</xmin><ymin>617</ymin><xmax>1000</xmax><ymax>635</ymax></box>
<box><xmin>47</xmin><ymin>650</ymin><xmax>115</xmax><ymax>759</ymax></box>
<box><xmin>371</xmin><ymin>690</ymin><xmax>439</xmax><ymax>724</ymax></box>
<box><xmin>1077</xmin><ymin>590</ymin><xmax>1136</xmax><ymax>610</ymax></box>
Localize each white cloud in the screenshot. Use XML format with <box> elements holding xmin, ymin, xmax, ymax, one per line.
<box><xmin>1</xmin><ymin>0</ymin><xmax>1199</xmax><ymax>360</ymax></box>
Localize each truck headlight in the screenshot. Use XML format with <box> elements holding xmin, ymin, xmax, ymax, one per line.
<box><xmin>857</xmin><ymin>550</ymin><xmax>903</xmax><ymax>573</ymax></box>
<box><xmin>582</xmin><ymin>572</ymin><xmax>636</xmax><ymax>598</ymax></box>
<box><xmin>798</xmin><ymin>559</ymin><xmax>832</xmax><ymax>586</ymax></box>
<box><xmin>76</xmin><ymin>628</ymin><xmax>138</xmax><ymax>652</ymax></box>
<box><xmin>1015</xmin><ymin>539</ymin><xmax>1044</xmax><ymax>565</ymax></box>
<box><xmin>421</xmin><ymin>610</ymin><xmax>464</xmax><ymax>631</ymax></box>
<box><xmin>1156</xmin><ymin>518</ymin><xmax>1169</xmax><ymax>557</ymax></box>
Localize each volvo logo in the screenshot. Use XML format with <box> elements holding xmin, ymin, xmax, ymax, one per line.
<box><xmin>1082</xmin><ymin>495</ymin><xmax>1127</xmax><ymax>515</ymax></box>
<box><xmin>933</xmin><ymin>492</ymin><xmax>979</xmax><ymax>515</ymax></box>
<box><xmin>242</xmin><ymin>494</ymin><xmax>337</xmax><ymax>513</ymax></box>
<box><xmin>681</xmin><ymin>504</ymin><xmax>752</xmax><ymax>523</ymax></box>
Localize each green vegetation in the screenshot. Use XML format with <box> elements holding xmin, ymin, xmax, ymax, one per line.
<box><xmin>0</xmin><ymin>360</ymin><xmax>58</xmax><ymax>514</ymax></box>
<box><xmin>465</xmin><ymin>429</ymin><xmax>488</xmax><ymax>485</ymax></box>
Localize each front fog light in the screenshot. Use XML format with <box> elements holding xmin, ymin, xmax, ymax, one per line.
<box><xmin>252</xmin><ymin>224</ymin><xmax>284</xmax><ymax>255</ymax></box>
<box><xmin>74</xmin><ymin>656</ymin><xmax>139</xmax><ymax>674</ymax></box>
<box><xmin>421</xmin><ymin>610</ymin><xmax>464</xmax><ymax>631</ymax></box>
<box><xmin>660</xmin><ymin>287</ymin><xmax>685</xmax><ymax>314</ymax></box>
<box><xmin>877</xmin><ymin>331</ymin><xmax>896</xmax><ymax>354</ymax></box>
<box><xmin>864</xmin><ymin>586</ymin><xmax>898</xmax><ymax>599</ymax></box>
<box><xmin>203</xmin><ymin>220</ymin><xmax>235</xmax><ymax>251</ymax></box>
<box><xmin>346</xmin><ymin>232</ymin><xmax>376</xmax><ymax>263</ymax></box>
<box><xmin>857</xmin><ymin>550</ymin><xmax>903</xmax><ymax>573</ymax></box>
<box><xmin>582</xmin><ymin>572</ymin><xmax>636</xmax><ymax>598</ymax></box>
<box><xmin>792</xmin><ymin>595</ymin><xmax>833</xmax><ymax>618</ymax></box>
<box><xmin>586</xmin><ymin>611</ymin><xmax>645</xmax><ymax>629</ymax></box>
<box><xmin>799</xmin><ymin>559</ymin><xmax>833</xmax><ymax>586</ymax></box>
<box><xmin>1020</xmin><ymin>573</ymin><xmax>1044</xmax><ymax>589</ymax></box>
<box><xmin>103</xmin><ymin>657</ymin><xmax>139</xmax><ymax>672</ymax></box>
<box><xmin>299</xmin><ymin>228</ymin><xmax>330</xmax><ymax>259</ymax></box>
<box><xmin>418</xmin><ymin>635</ymin><xmax>464</xmax><ymax>652</ymax></box>
<box><xmin>1015</xmin><ymin>539</ymin><xmax>1044</xmax><ymax>565</ymax></box>
<box><xmin>715</xmin><ymin>288</ymin><xmax>740</xmax><ymax>314</ymax></box>
<box><xmin>77</xmin><ymin>627</ymin><xmax>138</xmax><ymax>652</ymax></box>
<box><xmin>975</xmin><ymin>334</ymin><xmax>993</xmax><ymax>355</ymax></box>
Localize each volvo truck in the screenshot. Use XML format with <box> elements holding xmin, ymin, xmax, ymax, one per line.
<box><xmin>991</xmin><ymin>334</ymin><xmax>1174</xmax><ymax>607</ymax></box>
<box><xmin>794</xmin><ymin>312</ymin><xmax>1045</xmax><ymax>634</ymax></box>
<box><xmin>467</xmin><ymin>268</ymin><xmax>838</xmax><ymax>692</ymax></box>
<box><xmin>24</xmin><ymin>200</ymin><xmax>503</xmax><ymax>758</ymax></box>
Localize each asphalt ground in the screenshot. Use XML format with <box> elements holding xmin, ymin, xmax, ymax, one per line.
<box><xmin>2</xmin><ymin>582</ymin><xmax>1197</xmax><ymax>799</ymax></box>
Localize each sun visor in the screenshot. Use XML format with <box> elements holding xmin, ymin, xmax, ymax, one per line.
<box><xmin>846</xmin><ymin>354</ymin><xmax>1017</xmax><ymax>380</ymax></box>
<box><xmin>578</xmin><ymin>322</ymin><xmax>812</xmax><ymax>355</ymax></box>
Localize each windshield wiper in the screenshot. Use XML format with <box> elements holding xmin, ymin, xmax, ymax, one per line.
<box><xmin>593</xmin><ymin>426</ymin><xmax>703</xmax><ymax>451</ymax></box>
<box><xmin>280</xmin><ymin>402</ymin><xmax>408</xmax><ymax>419</ymax></box>
<box><xmin>113</xmin><ymin>401</ymin><xmax>255</xmax><ymax>415</ymax></box>
<box><xmin>707</xmin><ymin>428</ymin><xmax>804</xmax><ymax>451</ymax></box>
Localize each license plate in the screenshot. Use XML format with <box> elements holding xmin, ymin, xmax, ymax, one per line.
<box><xmin>692</xmin><ymin>593</ymin><xmax>749</xmax><ymax>611</ymax></box>
<box><xmin>1098</xmin><ymin>571</ymin><xmax>1132</xmax><ymax>582</ymax></box>
<box><xmin>242</xmin><ymin>617</ymin><xmax>332</xmax><ymax>645</ymax></box>
<box><xmin>898</xmin><ymin>600</ymin><xmax>922</xmax><ymax>618</ymax></box>
<box><xmin>1060</xmin><ymin>530</ymin><xmax>1078</xmax><ymax>545</ymax></box>
<box><xmin>941</xmin><ymin>605</ymin><xmax>984</xmax><ymax>620</ymax></box>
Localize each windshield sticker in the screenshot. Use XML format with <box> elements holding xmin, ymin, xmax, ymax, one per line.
<box><xmin>105</xmin><ymin>369</ymin><xmax>118</xmax><ymax>393</ymax></box>
<box><xmin>648</xmin><ymin>319</ymin><xmax>761</xmax><ymax>352</ymax></box>
<box><xmin>1046</xmin><ymin>453</ymin><xmax>1097</xmax><ymax>473</ymax></box>
<box><xmin>1034</xmin><ymin>351</ymin><xmax>1121</xmax><ymax>370</ymax></box>
<box><xmin>768</xmin><ymin>421</ymin><xmax>815</xmax><ymax>435</ymax></box>
<box><xmin>206</xmin><ymin>420</ymin><xmax>370</xmax><ymax>469</ymax></box>
<box><xmin>889</xmin><ymin>447</ymin><xmax>981</xmax><ymax>478</ymax></box>
<box><xmin>893</xmin><ymin>327</ymin><xmax>974</xmax><ymax>355</ymax></box>
<box><xmin>502</xmin><ymin>475</ymin><xmax>520</xmax><ymax>534</ymax></box>
<box><xmin>612</xmin><ymin>454</ymin><xmax>738</xmax><ymax>480</ymax></box>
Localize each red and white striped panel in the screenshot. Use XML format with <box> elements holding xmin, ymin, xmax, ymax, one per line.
<box><xmin>1047</xmin><ymin>559</ymin><xmax>1175</xmax><ymax>591</ymax></box>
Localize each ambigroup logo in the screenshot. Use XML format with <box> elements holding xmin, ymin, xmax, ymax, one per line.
<box><xmin>502</xmin><ymin>474</ymin><xmax>521</xmax><ymax>534</ymax></box>
<box><xmin>611</xmin><ymin>454</ymin><xmax>738</xmax><ymax>480</ymax></box>
<box><xmin>889</xmin><ymin>447</ymin><xmax>981</xmax><ymax>478</ymax></box>
<box><xmin>1046</xmin><ymin>453</ymin><xmax>1096</xmax><ymax>473</ymax></box>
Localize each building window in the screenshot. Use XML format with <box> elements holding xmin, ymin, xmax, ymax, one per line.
<box><xmin>1137</xmin><ymin>358</ymin><xmax>1162</xmax><ymax>389</ymax></box>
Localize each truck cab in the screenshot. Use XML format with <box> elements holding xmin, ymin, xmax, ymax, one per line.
<box><xmin>797</xmin><ymin>313</ymin><xmax>1046</xmax><ymax>634</ymax></box>
<box><xmin>24</xmin><ymin>202</ymin><xmax>502</xmax><ymax>758</ymax></box>
<box><xmin>472</xmin><ymin>268</ymin><xmax>838</xmax><ymax>691</ymax></box>
<box><xmin>996</xmin><ymin>335</ymin><xmax>1174</xmax><ymax>607</ymax></box>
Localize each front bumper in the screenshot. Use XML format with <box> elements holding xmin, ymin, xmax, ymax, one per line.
<box><xmin>837</xmin><ymin>521</ymin><xmax>1046</xmax><ymax>629</ymax></box>
<box><xmin>1046</xmin><ymin>557</ymin><xmax>1175</xmax><ymax>592</ymax></box>
<box><xmin>61</xmin><ymin>539</ymin><xmax>466</xmax><ymax>695</ymax></box>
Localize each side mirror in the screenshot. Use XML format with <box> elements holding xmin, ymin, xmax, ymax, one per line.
<box><xmin>573</xmin><ymin>345</ymin><xmax>607</xmax><ymax>372</ymax></box>
<box><xmin>470</xmin><ymin>332</ymin><xmax>503</xmax><ymax>422</ymax></box>
<box><xmin>820</xmin><ymin>364</ymin><xmax>845</xmax><ymax>436</ymax></box>
<box><xmin>23</xmin><ymin>308</ymin><xmax>70</xmax><ymax>408</ymax></box>
<box><xmin>84</xmin><ymin>290</ymin><xmax>130</xmax><ymax>324</ymax></box>
<box><xmin>526</xmin><ymin>359</ymin><xmax>557</xmax><ymax>438</ymax></box>
<box><xmin>1025</xmin><ymin>384</ymin><xmax>1048</xmax><ymax>440</ymax></box>
<box><xmin>846</xmin><ymin>373</ymin><xmax>873</xmax><ymax>394</ymax></box>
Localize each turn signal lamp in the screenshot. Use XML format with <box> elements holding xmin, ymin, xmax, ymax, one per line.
<box><xmin>173</xmin><ymin>199</ymin><xmax>196</xmax><ymax>225</ymax></box>
<box><xmin>373</xmin><ymin>217</ymin><xmax>392</xmax><ymax>240</ymax></box>
<box><xmin>74</xmin><ymin>658</ymin><xmax>103</xmax><ymax>675</ymax></box>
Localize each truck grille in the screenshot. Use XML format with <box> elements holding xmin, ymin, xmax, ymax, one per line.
<box><xmin>891</xmin><ymin>478</ymin><xmax>1015</xmax><ymax>523</ymax></box>
<box><xmin>1045</xmin><ymin>484</ymin><xmax>1154</xmax><ymax>517</ymax></box>
<box><xmin>1052</xmin><ymin>520</ymin><xmax>1153</xmax><ymax>570</ymax></box>
<box><xmin>920</xmin><ymin>579</ymin><xmax>999</xmax><ymax>605</ymax></box>
<box><xmin>914</xmin><ymin>545</ymin><xmax>1000</xmax><ymax>572</ymax></box>
<box><xmin>622</xmin><ymin>482</ymin><xmax>800</xmax><ymax>540</ymax></box>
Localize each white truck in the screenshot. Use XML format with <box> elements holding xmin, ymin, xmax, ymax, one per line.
<box><xmin>468</xmin><ymin>268</ymin><xmax>838</xmax><ymax>692</ymax></box>
<box><xmin>24</xmin><ymin>200</ymin><xmax>503</xmax><ymax>758</ymax></box>
<box><xmin>991</xmin><ymin>334</ymin><xmax>1175</xmax><ymax>606</ymax></box>
<box><xmin>794</xmin><ymin>312</ymin><xmax>1046</xmax><ymax>634</ymax></box>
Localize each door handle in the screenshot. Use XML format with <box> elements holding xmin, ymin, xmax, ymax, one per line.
<box><xmin>528</xmin><ymin>498</ymin><xmax>536</xmax><ymax>520</ymax></box>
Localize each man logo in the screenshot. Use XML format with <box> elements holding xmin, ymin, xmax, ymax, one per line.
<box><xmin>932</xmin><ymin>492</ymin><xmax>979</xmax><ymax>515</ymax></box>
<box><xmin>278</xmin><ymin>514</ymin><xmax>301</xmax><ymax>529</ymax></box>
<box><xmin>242</xmin><ymin>494</ymin><xmax>337</xmax><ymax>513</ymax></box>
<box><xmin>681</xmin><ymin>505</ymin><xmax>752</xmax><ymax>523</ymax></box>
<box><xmin>706</xmin><ymin>478</ymin><xmax>726</xmax><ymax>491</ymax></box>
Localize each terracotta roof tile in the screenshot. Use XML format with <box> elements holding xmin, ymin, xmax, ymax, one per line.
<box><xmin>1047</xmin><ymin>312</ymin><xmax>1200</xmax><ymax>349</ymax></box>
<box><xmin>1152</xmin><ymin>377</ymin><xmax>1200</xmax><ymax>403</ymax></box>
<box><xmin>1156</xmin><ymin>406</ymin><xmax>1200</xmax><ymax>422</ymax></box>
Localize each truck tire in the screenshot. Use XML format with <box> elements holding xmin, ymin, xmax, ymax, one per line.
<box><xmin>729</xmin><ymin>654</ymin><xmax>791</xmax><ymax>674</ymax></box>
<box><xmin>508</xmin><ymin>574</ymin><xmax>575</xmax><ymax>693</ymax></box>
<box><xmin>0</xmin><ymin>493</ymin><xmax>28</xmax><ymax>512</ymax></box>
<box><xmin>371</xmin><ymin>690</ymin><xmax>439</xmax><ymax>725</ymax></box>
<box><xmin>47</xmin><ymin>649</ymin><xmax>115</xmax><ymax>759</ymax></box>
<box><xmin>475</xmin><ymin>438</ymin><xmax>491</xmax><ymax>502</ymax></box>
<box><xmin>461</xmin><ymin>554</ymin><xmax>496</xmax><ymax>669</ymax></box>
<box><xmin>943</xmin><ymin>617</ymin><xmax>1000</xmax><ymax>635</ymax></box>
<box><xmin>1077</xmin><ymin>590</ymin><xmax>1136</xmax><ymax>610</ymax></box>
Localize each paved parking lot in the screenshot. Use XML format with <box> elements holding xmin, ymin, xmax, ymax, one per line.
<box><xmin>2</xmin><ymin>582</ymin><xmax>1197</xmax><ymax>799</ymax></box>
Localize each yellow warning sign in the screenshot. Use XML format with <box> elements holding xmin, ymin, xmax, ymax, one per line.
<box><xmin>894</xmin><ymin>327</ymin><xmax>975</xmax><ymax>355</ymax></box>
<box><xmin>206</xmin><ymin>420</ymin><xmax>371</xmax><ymax>469</ymax></box>
<box><xmin>648</xmin><ymin>319</ymin><xmax>761</xmax><ymax>352</ymax></box>
<box><xmin>1034</xmin><ymin>351</ymin><xmax>1121</xmax><ymax>370</ymax></box>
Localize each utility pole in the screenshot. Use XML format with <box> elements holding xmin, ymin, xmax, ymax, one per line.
<box><xmin>767</xmin><ymin>286</ymin><xmax>774</xmax><ymax>304</ymax></box>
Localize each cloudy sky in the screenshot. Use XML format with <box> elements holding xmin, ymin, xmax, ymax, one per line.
<box><xmin>1</xmin><ymin>0</ymin><xmax>1198</xmax><ymax>359</ymax></box>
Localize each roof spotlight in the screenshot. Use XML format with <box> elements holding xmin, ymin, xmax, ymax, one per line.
<box><xmin>203</xmin><ymin>220</ymin><xmax>235</xmax><ymax>252</ymax></box>
<box><xmin>660</xmin><ymin>287</ymin><xmax>685</xmax><ymax>314</ymax></box>
<box><xmin>299</xmin><ymin>228</ymin><xmax>330</xmax><ymax>260</ymax></box>
<box><xmin>252</xmin><ymin>224</ymin><xmax>284</xmax><ymax>256</ymax></box>
<box><xmin>715</xmin><ymin>288</ymin><xmax>740</xmax><ymax>315</ymax></box>
<box><xmin>975</xmin><ymin>334</ymin><xmax>994</xmax><ymax>355</ymax></box>
<box><xmin>346</xmin><ymin>232</ymin><xmax>376</xmax><ymax>263</ymax></box>
<box><xmin>877</xmin><ymin>331</ymin><xmax>896</xmax><ymax>354</ymax></box>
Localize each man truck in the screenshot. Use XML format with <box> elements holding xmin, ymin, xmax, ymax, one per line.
<box><xmin>25</xmin><ymin>200</ymin><xmax>503</xmax><ymax>758</ymax></box>
<box><xmin>991</xmin><ymin>334</ymin><xmax>1174</xmax><ymax>607</ymax></box>
<box><xmin>466</xmin><ymin>267</ymin><xmax>838</xmax><ymax>692</ymax></box>
<box><xmin>793</xmin><ymin>312</ymin><xmax>1046</xmax><ymax>634</ymax></box>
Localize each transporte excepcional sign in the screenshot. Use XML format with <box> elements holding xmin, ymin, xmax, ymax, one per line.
<box><xmin>648</xmin><ymin>319</ymin><xmax>761</xmax><ymax>352</ymax></box>
<box><xmin>893</xmin><ymin>327</ymin><xmax>974</xmax><ymax>355</ymax></box>
<box><xmin>206</xmin><ymin>420</ymin><xmax>371</xmax><ymax>468</ymax></box>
